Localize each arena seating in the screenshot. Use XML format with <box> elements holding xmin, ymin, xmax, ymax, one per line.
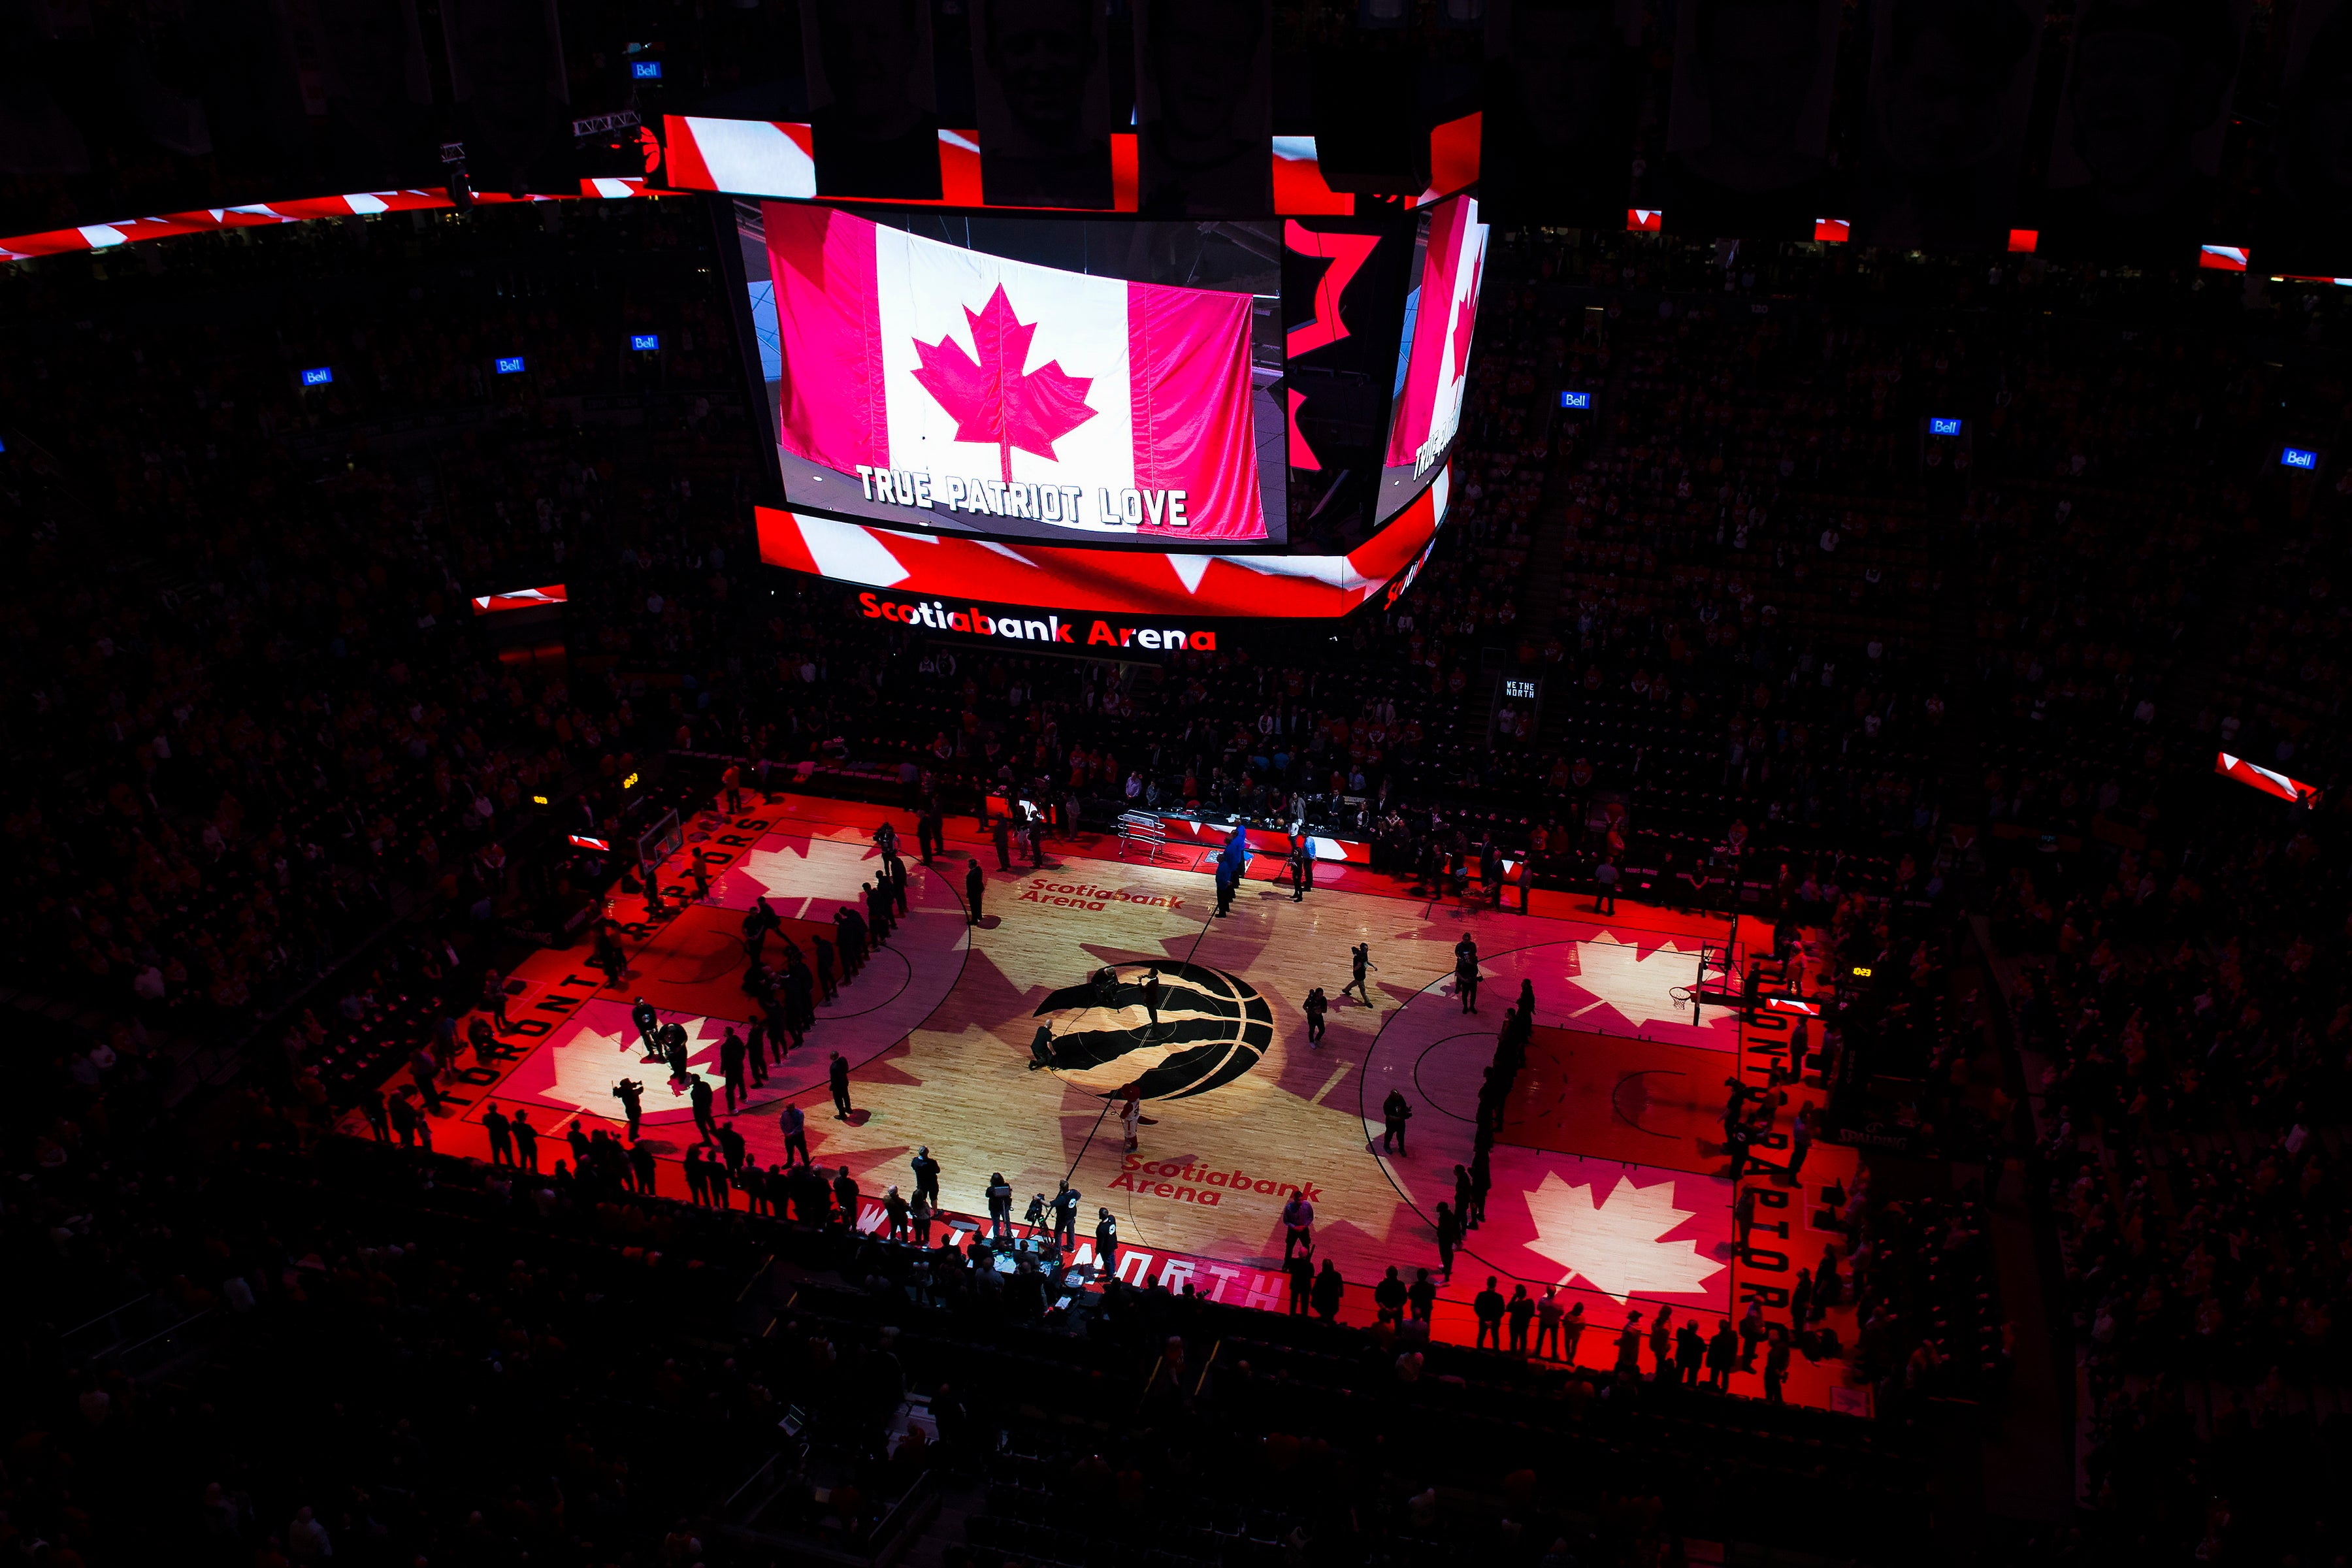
<box><xmin>10</xmin><ymin>193</ymin><xmax>2352</xmax><ymax>1568</ymax></box>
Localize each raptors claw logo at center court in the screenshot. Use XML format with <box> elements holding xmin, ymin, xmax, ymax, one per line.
<box><xmin>1026</xmin><ymin>961</ymin><xmax>1273</xmax><ymax>1102</ymax></box>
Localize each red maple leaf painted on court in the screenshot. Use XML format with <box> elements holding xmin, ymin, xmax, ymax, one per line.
<box><xmin>910</xmin><ymin>286</ymin><xmax>1097</xmax><ymax>484</ymax></box>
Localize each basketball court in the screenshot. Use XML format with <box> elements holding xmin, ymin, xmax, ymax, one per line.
<box><xmin>375</xmin><ymin>794</ymin><xmax>1866</xmax><ymax>1414</ymax></box>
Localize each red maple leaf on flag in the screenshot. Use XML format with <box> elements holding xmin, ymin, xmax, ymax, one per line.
<box><xmin>910</xmin><ymin>285</ymin><xmax>1097</xmax><ymax>484</ymax></box>
<box><xmin>1448</xmin><ymin>256</ymin><xmax>1481</xmax><ymax>384</ymax></box>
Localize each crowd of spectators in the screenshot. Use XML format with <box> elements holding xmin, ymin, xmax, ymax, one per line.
<box><xmin>10</xmin><ymin>176</ymin><xmax>2352</xmax><ymax>1567</ymax></box>
<box><xmin>1955</xmin><ymin>289</ymin><xmax>2352</xmax><ymax>1556</ymax></box>
<box><xmin>7</xmin><ymin>1039</ymin><xmax>1921</xmax><ymax>1568</ymax></box>
<box><xmin>1476</xmin><ymin>235</ymin><xmax>2352</xmax><ymax>1558</ymax></box>
<box><xmin>1999</xmin><ymin>752</ymin><xmax>2352</xmax><ymax>1559</ymax></box>
<box><xmin>0</xmin><ymin>197</ymin><xmax>747</xmax><ymax>1040</ymax></box>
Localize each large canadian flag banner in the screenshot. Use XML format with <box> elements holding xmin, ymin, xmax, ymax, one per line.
<box><xmin>765</xmin><ymin>203</ymin><xmax>1267</xmax><ymax>542</ymax></box>
<box><xmin>1385</xmin><ymin>193</ymin><xmax>1487</xmax><ymax>475</ymax></box>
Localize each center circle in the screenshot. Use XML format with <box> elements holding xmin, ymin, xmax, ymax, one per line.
<box><xmin>1030</xmin><ymin>960</ymin><xmax>1275</xmax><ymax>1102</ymax></box>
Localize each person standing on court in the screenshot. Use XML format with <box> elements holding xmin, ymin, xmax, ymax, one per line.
<box><xmin>1286</xmin><ymin>1250</ymin><xmax>1313</xmax><ymax>1315</ymax></box>
<box><xmin>835</xmin><ymin>904</ymin><xmax>867</xmax><ymax>980</ymax></box>
<box><xmin>1763</xmin><ymin>1326</ymin><xmax>1791</xmax><ymax>1404</ymax></box>
<box><xmin>965</xmin><ymin>856</ymin><xmax>985</xmax><ymax>926</ymax></box>
<box><xmin>1473</xmin><ymin>1277</ymin><xmax>1507</xmax><ymax>1349</ymax></box>
<box><xmin>611</xmin><ymin>1077</ymin><xmax>644</xmax><ymax>1141</ymax></box>
<box><xmin>992</xmin><ymin>813</ymin><xmax>1013</xmax><ymax>872</ymax></box>
<box><xmin>1507</xmin><ymin>1284</ymin><xmax>1536</xmax><ymax>1354</ymax></box>
<box><xmin>482</xmin><ymin>968</ymin><xmax>512</xmax><ymax>1034</ymax></box>
<box><xmin>985</xmin><ymin>1172</ymin><xmax>1014</xmax><ymax>1240</ymax></box>
<box><xmin>720</xmin><ymin>1028</ymin><xmax>749</xmax><ymax>1112</ymax></box>
<box><xmin>1381</xmin><ymin>1089</ymin><xmax>1412</xmax><ymax>1155</ymax></box>
<box><xmin>1140</xmin><ymin>966</ymin><xmax>1162</xmax><ymax>1033</ymax></box>
<box><xmin>483</xmin><ymin>1104</ymin><xmax>514</xmax><ymax>1165</ymax></box>
<box><xmin>1310</xmin><ymin>1258</ymin><xmax>1345</xmax><ymax>1322</ymax></box>
<box><xmin>1594</xmin><ymin>858</ymin><xmax>1619</xmax><ymax>915</ymax></box>
<box><xmin>1614</xmin><ymin>1311</ymin><xmax>1645</xmax><ymax>1379</ymax></box>
<box><xmin>512</xmin><ymin>1109</ymin><xmax>540</xmax><ymax>1171</ymax></box>
<box><xmin>1407</xmin><ymin>1268</ymin><xmax>1437</xmax><ymax>1325</ymax></box>
<box><xmin>1785</xmin><ymin>1104</ymin><xmax>1813</xmax><ymax>1183</ymax></box>
<box><xmin>1343</xmin><ymin>942</ymin><xmax>1376</xmax><ymax>1007</ymax></box>
<box><xmin>1454</xmin><ymin>934</ymin><xmax>1481</xmax><ymax>1015</ymax></box>
<box><xmin>653</xmin><ymin>1020</ymin><xmax>685</xmax><ymax>1084</ymax></box>
<box><xmin>1051</xmin><ymin>1181</ymin><xmax>1080</xmax><ymax>1250</ymax></box>
<box><xmin>1095</xmin><ymin>1207</ymin><xmax>1119</xmax><ymax>1279</ymax></box>
<box><xmin>593</xmin><ymin>922</ymin><xmax>627</xmax><ymax>988</ymax></box>
<box><xmin>813</xmin><ymin>935</ymin><xmax>838</xmax><ymax>1003</ymax></box>
<box><xmin>1707</xmin><ymin>1318</ymin><xmax>1739</xmax><ymax>1389</ymax></box>
<box><xmin>1543</xmin><ymin>1299</ymin><xmax>1578</xmax><ymax>1364</ymax></box>
<box><xmin>689</xmin><ymin>1073</ymin><xmax>718</xmax><ymax>1143</ymax></box>
<box><xmin>911</xmin><ymin>1146</ymin><xmax>941</xmax><ymax>1210</ymax></box>
<box><xmin>827</xmin><ymin>1050</ymin><xmax>854</xmax><ymax>1120</ymax></box>
<box><xmin>1374</xmin><ymin>1266</ymin><xmax>1409</xmax><ymax>1328</ymax></box>
<box><xmin>409</xmin><ymin>1044</ymin><xmax>446</xmax><ymax>1113</ymax></box>
<box><xmin>917</xmin><ymin>800</ymin><xmax>944</xmax><ymax>864</ymax></box>
<box><xmin>632</xmin><ymin>996</ymin><xmax>660</xmax><ymax>1054</ymax></box>
<box><xmin>1303</xmin><ymin>987</ymin><xmax>1329</xmax><ymax>1047</ymax></box>
<box><xmin>1288</xmin><ymin>838</ymin><xmax>1312</xmax><ymax>901</ymax></box>
<box><xmin>1675</xmin><ymin>1317</ymin><xmax>1707</xmax><ymax>1386</ymax></box>
<box><xmin>1215</xmin><ymin>825</ymin><xmax>1247</xmax><ymax>916</ymax></box>
<box><xmin>1535</xmin><ymin>1286</ymin><xmax>1565</xmax><ymax>1359</ymax></box>
<box><xmin>1280</xmin><ymin>1187</ymin><xmax>1315</xmax><ymax>1260</ymax></box>
<box><xmin>1724</xmin><ymin>1117</ymin><xmax>1755</xmax><ymax>1183</ymax></box>
<box><xmin>389</xmin><ymin>1093</ymin><xmax>431</xmax><ymax>1150</ymax></box>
